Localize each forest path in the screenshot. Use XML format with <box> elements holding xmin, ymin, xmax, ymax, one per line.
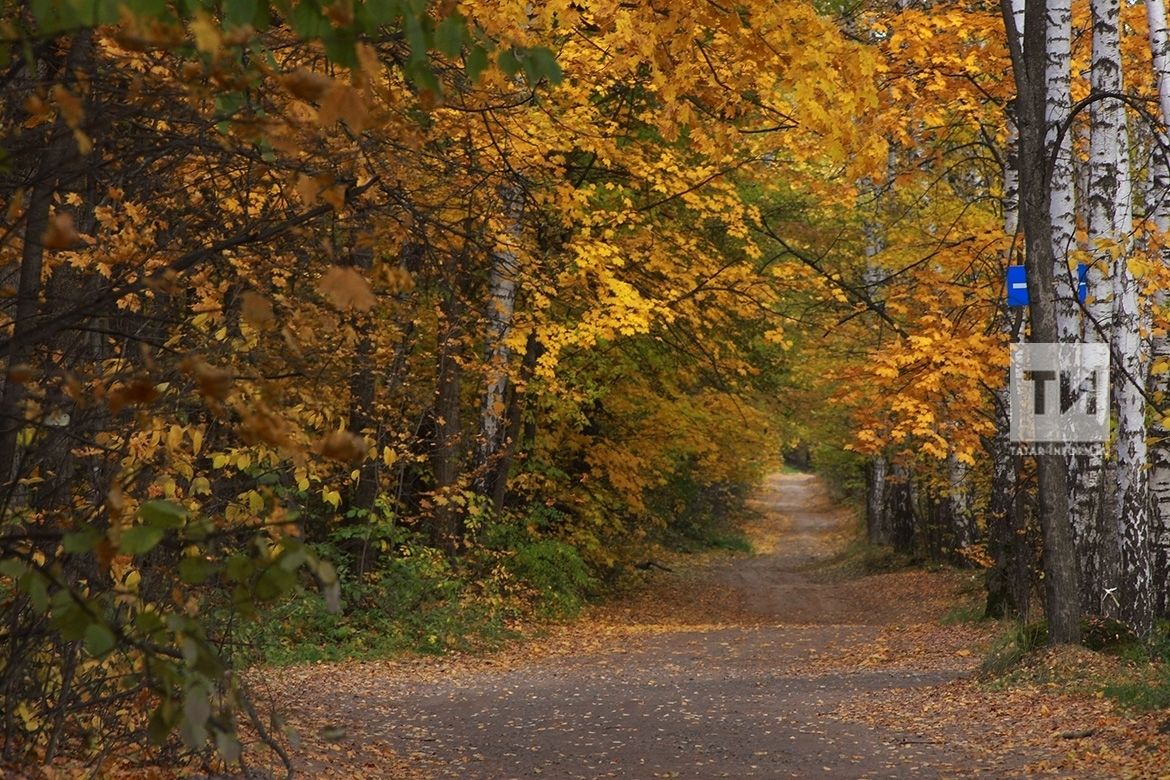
<box><xmin>265</xmin><ymin>473</ymin><xmax>1101</xmax><ymax>779</ymax></box>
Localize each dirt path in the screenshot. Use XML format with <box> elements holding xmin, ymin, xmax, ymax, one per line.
<box><xmin>263</xmin><ymin>473</ymin><xmax>1096</xmax><ymax>778</ymax></box>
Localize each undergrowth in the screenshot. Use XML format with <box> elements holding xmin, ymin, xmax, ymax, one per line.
<box><xmin>649</xmin><ymin>471</ymin><xmax>754</xmax><ymax>555</ymax></box>
<box><xmin>243</xmin><ymin>474</ymin><xmax>752</xmax><ymax>667</ymax></box>
<box><xmin>822</xmin><ymin>537</ymin><xmax>915</xmax><ymax>576</ymax></box>
<box><xmin>980</xmin><ymin>617</ymin><xmax>1170</xmax><ymax>712</ymax></box>
<box><xmin>236</xmin><ymin>500</ymin><xmax>598</xmax><ymax>666</ymax></box>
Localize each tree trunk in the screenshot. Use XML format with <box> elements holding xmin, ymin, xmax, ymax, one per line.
<box><xmin>1001</xmin><ymin>0</ymin><xmax>1082</xmax><ymax>644</ymax></box>
<box><xmin>476</xmin><ymin>185</ymin><xmax>522</xmax><ymax>503</ymax></box>
<box><xmin>885</xmin><ymin>463</ymin><xmax>915</xmax><ymax>555</ymax></box>
<box><xmin>861</xmin><ymin>150</ymin><xmax>896</xmax><ymax>550</ymax></box>
<box><xmin>430</xmin><ymin>283</ymin><xmax>465</xmax><ymax>552</ymax></box>
<box><xmin>866</xmin><ymin>456</ymin><xmax>890</xmax><ymax>545</ymax></box>
<box><xmin>1144</xmin><ymin>0</ymin><xmax>1170</xmax><ymax>619</ymax></box>
<box><xmin>986</xmin><ymin>397</ymin><xmax>1031</xmax><ymax>618</ymax></box>
<box><xmin>1090</xmin><ymin>0</ymin><xmax>1154</xmax><ymax>634</ymax></box>
<box><xmin>948</xmin><ymin>455</ymin><xmax>977</xmax><ymax>561</ymax></box>
<box><xmin>488</xmin><ymin>332</ymin><xmax>541</xmax><ymax>512</ymax></box>
<box><xmin>987</xmin><ymin>11</ymin><xmax>1027</xmax><ymax>615</ymax></box>
<box><xmin>1046</xmin><ymin>0</ymin><xmax>1079</xmax><ymax>342</ymax></box>
<box><xmin>0</xmin><ymin>33</ymin><xmax>92</xmax><ymax>491</ymax></box>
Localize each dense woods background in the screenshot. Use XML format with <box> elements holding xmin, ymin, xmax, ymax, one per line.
<box><xmin>4</xmin><ymin>0</ymin><xmax>1170</xmax><ymax>773</ymax></box>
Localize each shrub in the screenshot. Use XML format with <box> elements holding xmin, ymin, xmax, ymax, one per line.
<box><xmin>507</xmin><ymin>539</ymin><xmax>596</xmax><ymax>617</ymax></box>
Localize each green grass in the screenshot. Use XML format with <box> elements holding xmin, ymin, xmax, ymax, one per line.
<box><xmin>979</xmin><ymin>618</ymin><xmax>1170</xmax><ymax>712</ymax></box>
<box><xmin>249</xmin><ymin>593</ymin><xmax>523</xmax><ymax>666</ymax></box>
<box><xmin>664</xmin><ymin>525</ymin><xmax>752</xmax><ymax>554</ymax></box>
<box><xmin>981</xmin><ymin>621</ymin><xmax>1049</xmax><ymax>678</ymax></box>
<box><xmin>237</xmin><ymin>524</ymin><xmax>599</xmax><ymax>666</ymax></box>
<box><xmin>656</xmin><ymin>500</ymin><xmax>754</xmax><ymax>556</ymax></box>
<box><xmin>1103</xmin><ymin>674</ymin><xmax>1170</xmax><ymax>711</ymax></box>
<box><xmin>822</xmin><ymin>537</ymin><xmax>915</xmax><ymax>576</ymax></box>
<box><xmin>237</xmin><ymin>564</ymin><xmax>523</xmax><ymax>666</ymax></box>
<box><xmin>940</xmin><ymin>603</ymin><xmax>989</xmax><ymax>626</ymax></box>
<box><xmin>1099</xmin><ymin>620</ymin><xmax>1170</xmax><ymax>712</ymax></box>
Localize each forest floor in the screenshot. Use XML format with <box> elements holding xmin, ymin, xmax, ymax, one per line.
<box><xmin>257</xmin><ymin>472</ymin><xmax>1170</xmax><ymax>778</ymax></box>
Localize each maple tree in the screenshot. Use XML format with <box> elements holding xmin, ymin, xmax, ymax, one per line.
<box><xmin>5</xmin><ymin>0</ymin><xmax>1170</xmax><ymax>774</ymax></box>
<box><xmin>0</xmin><ymin>0</ymin><xmax>889</xmax><ymax>771</ymax></box>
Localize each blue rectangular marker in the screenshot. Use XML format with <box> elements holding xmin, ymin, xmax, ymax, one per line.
<box><xmin>1006</xmin><ymin>265</ymin><xmax>1029</xmax><ymax>307</ymax></box>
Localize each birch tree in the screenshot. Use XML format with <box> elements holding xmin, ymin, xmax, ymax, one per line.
<box><xmin>1145</xmin><ymin>0</ymin><xmax>1170</xmax><ymax>618</ymax></box>
<box><xmin>1047</xmin><ymin>1</ymin><xmax>1077</xmax><ymax>345</ymax></box>
<box><xmin>476</xmin><ymin>183</ymin><xmax>523</xmax><ymax>506</ymax></box>
<box><xmin>862</xmin><ymin>149</ymin><xmax>895</xmax><ymax>546</ymax></box>
<box><xmin>1088</xmin><ymin>0</ymin><xmax>1153</xmax><ymax>633</ymax></box>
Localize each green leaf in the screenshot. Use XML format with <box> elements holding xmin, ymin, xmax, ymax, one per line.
<box><xmin>184</xmin><ymin>515</ymin><xmax>215</xmax><ymax>541</ymax></box>
<box><xmin>148</xmin><ymin>701</ymin><xmax>178</xmax><ymax>745</ymax></box>
<box><xmin>526</xmin><ymin>47</ymin><xmax>563</xmax><ymax>85</ymax></box>
<box><xmin>63</xmin><ymin>527</ymin><xmax>101</xmax><ymax>553</ymax></box>
<box><xmin>254</xmin><ymin>566</ymin><xmax>294</xmax><ymax>600</ymax></box>
<box><xmin>497</xmin><ymin>49</ymin><xmax>522</xmax><ymax>77</ymax></box>
<box><xmin>135</xmin><ymin>610</ymin><xmax>165</xmax><ymax>637</ymax></box>
<box><xmin>434</xmin><ymin>14</ymin><xmax>466</xmax><ymax>57</ymax></box>
<box><xmin>403</xmin><ymin>12</ymin><xmax>427</xmax><ymax>60</ymax></box>
<box><xmin>181</xmin><ymin>685</ymin><xmax>211</xmax><ymax>748</ymax></box>
<box><xmin>356</xmin><ymin>0</ymin><xmax>402</xmax><ymax>27</ymax></box>
<box><xmin>29</xmin><ymin>0</ymin><xmax>76</xmax><ymax>34</ymax></box>
<box><xmin>322</xmin><ymin>28</ymin><xmax>358</xmax><ymax>68</ymax></box>
<box><xmin>84</xmin><ymin>622</ymin><xmax>117</xmax><ymax>657</ymax></box>
<box><xmin>178</xmin><ymin>556</ymin><xmax>217</xmax><ymax>584</ymax></box>
<box><xmin>465</xmin><ymin>45</ymin><xmax>489</xmax><ymax>82</ymax></box>
<box><xmin>120</xmin><ymin>525</ymin><xmax>165</xmax><ymax>555</ymax></box>
<box><xmin>128</xmin><ymin>0</ymin><xmax>171</xmax><ymax>19</ymax></box>
<box><xmin>215</xmin><ymin>91</ymin><xmax>246</xmax><ymax>120</ymax></box>
<box><xmin>28</xmin><ymin>0</ymin><xmax>121</xmax><ymax>31</ymax></box>
<box><xmin>0</xmin><ymin>558</ymin><xmax>28</xmax><ymax>579</ymax></box>
<box><xmin>277</xmin><ymin>542</ymin><xmax>307</xmax><ymax>571</ymax></box>
<box><xmin>139</xmin><ymin>500</ymin><xmax>187</xmax><ymax>529</ymax></box>
<box><xmin>405</xmin><ymin>59</ymin><xmax>440</xmax><ymax>95</ymax></box>
<box><xmin>216</xmin><ymin>730</ymin><xmax>242</xmax><ymax>763</ymax></box>
<box><xmin>224</xmin><ymin>0</ymin><xmax>259</xmax><ymax>29</ymax></box>
<box><xmin>225</xmin><ymin>553</ymin><xmax>253</xmax><ymax>583</ymax></box>
<box><xmin>25</xmin><ymin>572</ymin><xmax>49</xmax><ymax>614</ymax></box>
<box><xmin>231</xmin><ymin>583</ymin><xmax>256</xmax><ymax>617</ymax></box>
<box><xmin>289</xmin><ymin>0</ymin><xmax>329</xmax><ymax>39</ymax></box>
<box><xmin>52</xmin><ymin>602</ymin><xmax>91</xmax><ymax>641</ymax></box>
<box><xmin>180</xmin><ymin>637</ymin><xmax>224</xmax><ymax>678</ymax></box>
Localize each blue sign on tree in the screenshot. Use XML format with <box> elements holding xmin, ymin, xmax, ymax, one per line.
<box><xmin>1006</xmin><ymin>265</ymin><xmax>1028</xmax><ymax>307</ymax></box>
<box><xmin>1005</xmin><ymin>264</ymin><xmax>1087</xmax><ymax>307</ymax></box>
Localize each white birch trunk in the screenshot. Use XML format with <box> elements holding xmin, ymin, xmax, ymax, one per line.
<box><xmin>1046</xmin><ymin>0</ymin><xmax>1078</xmax><ymax>342</ymax></box>
<box><xmin>948</xmin><ymin>455</ymin><xmax>976</xmax><ymax>553</ymax></box>
<box><xmin>1091</xmin><ymin>0</ymin><xmax>1153</xmax><ymax>633</ymax></box>
<box><xmin>1075</xmin><ymin>122</ymin><xmax>1092</xmax><ymax>262</ymax></box>
<box><xmin>862</xmin><ymin>149</ymin><xmax>895</xmax><ymax>544</ymax></box>
<box><xmin>1045</xmin><ymin>0</ymin><xmax>1102</xmax><ymax>604</ymax></box>
<box><xmin>1145</xmin><ymin>0</ymin><xmax>1170</xmax><ymax>618</ymax></box>
<box><xmin>478</xmin><ymin>186</ymin><xmax>522</xmax><ymax>480</ymax></box>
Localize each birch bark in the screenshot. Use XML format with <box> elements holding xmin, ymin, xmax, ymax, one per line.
<box><xmin>1090</xmin><ymin>0</ymin><xmax>1153</xmax><ymax>633</ymax></box>
<box><xmin>1145</xmin><ymin>0</ymin><xmax>1170</xmax><ymax>618</ymax></box>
